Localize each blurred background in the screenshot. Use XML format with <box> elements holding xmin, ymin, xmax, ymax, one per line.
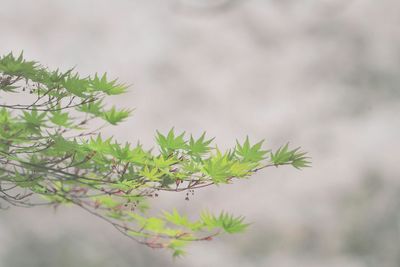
<box><xmin>1</xmin><ymin>0</ymin><xmax>400</xmax><ymax>266</ymax></box>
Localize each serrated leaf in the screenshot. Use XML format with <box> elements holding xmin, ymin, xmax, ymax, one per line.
<box><xmin>187</xmin><ymin>132</ymin><xmax>214</xmax><ymax>159</ymax></box>
<box><xmin>156</xmin><ymin>128</ymin><xmax>187</xmax><ymax>155</ymax></box>
<box><xmin>62</xmin><ymin>73</ymin><xmax>89</xmax><ymax>97</ymax></box>
<box><xmin>50</xmin><ymin>110</ymin><xmax>71</xmax><ymax>127</ymax></box>
<box><xmin>78</xmin><ymin>99</ymin><xmax>104</xmax><ymax>116</ymax></box>
<box><xmin>90</xmin><ymin>73</ymin><xmax>128</xmax><ymax>95</ymax></box>
<box><xmin>270</xmin><ymin>143</ymin><xmax>311</xmax><ymax>169</ymax></box>
<box><xmin>236</xmin><ymin>137</ymin><xmax>268</xmax><ymax>163</ymax></box>
<box><xmin>202</xmin><ymin>150</ymin><xmax>233</xmax><ymax>183</ymax></box>
<box><xmin>103</xmin><ymin>106</ymin><xmax>132</xmax><ymax>125</ymax></box>
<box><xmin>140</xmin><ymin>166</ymin><xmax>162</xmax><ymax>181</ymax></box>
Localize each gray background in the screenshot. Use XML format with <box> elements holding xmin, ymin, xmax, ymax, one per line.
<box><xmin>1</xmin><ymin>0</ymin><xmax>400</xmax><ymax>266</ymax></box>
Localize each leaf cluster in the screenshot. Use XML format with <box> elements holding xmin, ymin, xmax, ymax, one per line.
<box><xmin>0</xmin><ymin>52</ymin><xmax>310</xmax><ymax>256</ymax></box>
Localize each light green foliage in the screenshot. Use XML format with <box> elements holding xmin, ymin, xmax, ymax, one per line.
<box><xmin>236</xmin><ymin>137</ymin><xmax>267</xmax><ymax>163</ymax></box>
<box><xmin>0</xmin><ymin>52</ymin><xmax>310</xmax><ymax>256</ymax></box>
<box><xmin>50</xmin><ymin>109</ymin><xmax>71</xmax><ymax>127</ymax></box>
<box><xmin>103</xmin><ymin>106</ymin><xmax>132</xmax><ymax>125</ymax></box>
<box><xmin>90</xmin><ymin>73</ymin><xmax>128</xmax><ymax>95</ymax></box>
<box><xmin>270</xmin><ymin>143</ymin><xmax>311</xmax><ymax>169</ymax></box>
<box><xmin>156</xmin><ymin>128</ymin><xmax>187</xmax><ymax>155</ymax></box>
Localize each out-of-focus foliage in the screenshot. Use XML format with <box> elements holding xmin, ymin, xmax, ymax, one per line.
<box><xmin>0</xmin><ymin>52</ymin><xmax>310</xmax><ymax>256</ymax></box>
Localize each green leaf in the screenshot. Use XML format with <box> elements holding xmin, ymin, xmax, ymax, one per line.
<box><xmin>13</xmin><ymin>171</ymin><xmax>37</xmax><ymax>188</ymax></box>
<box><xmin>0</xmin><ymin>108</ymin><xmax>11</xmax><ymax>124</ymax></box>
<box><xmin>163</xmin><ymin>209</ymin><xmax>191</xmax><ymax>227</ymax></box>
<box><xmin>156</xmin><ymin>128</ymin><xmax>187</xmax><ymax>155</ymax></box>
<box><xmin>93</xmin><ymin>196</ymin><xmax>120</xmax><ymax>208</ymax></box>
<box><xmin>201</xmin><ymin>211</ymin><xmax>249</xmax><ymax>234</ymax></box>
<box><xmin>128</xmin><ymin>143</ymin><xmax>151</xmax><ymax>165</ymax></box>
<box><xmin>21</xmin><ymin>109</ymin><xmax>47</xmax><ymax>128</ymax></box>
<box><xmin>168</xmin><ymin>240</ymin><xmax>188</xmax><ymax>258</ymax></box>
<box><xmin>103</xmin><ymin>106</ymin><xmax>132</xmax><ymax>125</ymax></box>
<box><xmin>0</xmin><ymin>84</ymin><xmax>18</xmax><ymax>93</ymax></box>
<box><xmin>236</xmin><ymin>137</ymin><xmax>268</xmax><ymax>163</ymax></box>
<box><xmin>78</xmin><ymin>99</ymin><xmax>104</xmax><ymax>116</ymax></box>
<box><xmin>140</xmin><ymin>166</ymin><xmax>162</xmax><ymax>181</ymax></box>
<box><xmin>50</xmin><ymin>135</ymin><xmax>79</xmax><ymax>154</ymax></box>
<box><xmin>90</xmin><ymin>73</ymin><xmax>128</xmax><ymax>95</ymax></box>
<box><xmin>202</xmin><ymin>150</ymin><xmax>233</xmax><ymax>183</ymax></box>
<box><xmin>87</xmin><ymin>134</ymin><xmax>113</xmax><ymax>153</ymax></box>
<box><xmin>110</xmin><ymin>142</ymin><xmax>133</xmax><ymax>161</ymax></box>
<box><xmin>229</xmin><ymin>161</ymin><xmax>256</xmax><ymax>177</ymax></box>
<box><xmin>187</xmin><ymin>132</ymin><xmax>214</xmax><ymax>159</ymax></box>
<box><xmin>0</xmin><ymin>52</ymin><xmax>38</xmax><ymax>77</ymax></box>
<box><xmin>62</xmin><ymin>73</ymin><xmax>90</xmax><ymax>97</ymax></box>
<box><xmin>144</xmin><ymin>217</ymin><xmax>166</xmax><ymax>233</ymax></box>
<box><xmin>270</xmin><ymin>143</ymin><xmax>311</xmax><ymax>169</ymax></box>
<box><xmin>50</xmin><ymin>109</ymin><xmax>71</xmax><ymax>127</ymax></box>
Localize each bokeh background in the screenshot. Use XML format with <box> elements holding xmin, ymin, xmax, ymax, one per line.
<box><xmin>1</xmin><ymin>0</ymin><xmax>400</xmax><ymax>266</ymax></box>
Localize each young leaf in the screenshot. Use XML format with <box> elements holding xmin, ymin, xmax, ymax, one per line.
<box><xmin>103</xmin><ymin>106</ymin><xmax>132</xmax><ymax>125</ymax></box>
<box><xmin>50</xmin><ymin>110</ymin><xmax>71</xmax><ymax>127</ymax></box>
<box><xmin>187</xmin><ymin>132</ymin><xmax>214</xmax><ymax>159</ymax></box>
<box><xmin>90</xmin><ymin>73</ymin><xmax>128</xmax><ymax>95</ymax></box>
<box><xmin>78</xmin><ymin>99</ymin><xmax>104</xmax><ymax>116</ymax></box>
<box><xmin>202</xmin><ymin>150</ymin><xmax>233</xmax><ymax>184</ymax></box>
<box><xmin>236</xmin><ymin>136</ymin><xmax>268</xmax><ymax>163</ymax></box>
<box><xmin>270</xmin><ymin>143</ymin><xmax>311</xmax><ymax>169</ymax></box>
<box><xmin>156</xmin><ymin>128</ymin><xmax>187</xmax><ymax>155</ymax></box>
